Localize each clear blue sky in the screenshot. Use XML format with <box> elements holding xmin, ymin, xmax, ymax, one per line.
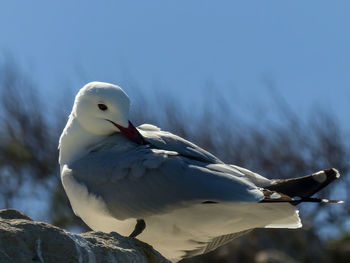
<box><xmin>0</xmin><ymin>0</ymin><xmax>349</xmax><ymax>125</ymax></box>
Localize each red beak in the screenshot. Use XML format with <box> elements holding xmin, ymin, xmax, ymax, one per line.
<box><xmin>110</xmin><ymin>120</ymin><xmax>146</xmax><ymax>145</ymax></box>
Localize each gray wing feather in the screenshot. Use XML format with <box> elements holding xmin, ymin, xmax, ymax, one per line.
<box><xmin>230</xmin><ymin>165</ymin><xmax>272</xmax><ymax>187</ymax></box>
<box><xmin>69</xmin><ymin>134</ymin><xmax>263</xmax><ymax>220</ymax></box>
<box><xmin>138</xmin><ymin>124</ymin><xmax>272</xmax><ymax>187</ymax></box>
<box><xmin>138</xmin><ymin>124</ymin><xmax>223</xmax><ymax>164</ymax></box>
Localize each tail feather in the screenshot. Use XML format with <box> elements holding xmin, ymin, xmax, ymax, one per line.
<box><xmin>261</xmin><ymin>168</ymin><xmax>342</xmax><ymax>205</ymax></box>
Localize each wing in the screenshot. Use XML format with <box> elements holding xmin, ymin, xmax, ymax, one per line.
<box><xmin>138</xmin><ymin>124</ymin><xmax>273</xmax><ymax>188</ymax></box>
<box><xmin>67</xmin><ymin>134</ymin><xmax>264</xmax><ymax>220</ymax></box>
<box><xmin>137</xmin><ymin>124</ymin><xmax>223</xmax><ymax>164</ymax></box>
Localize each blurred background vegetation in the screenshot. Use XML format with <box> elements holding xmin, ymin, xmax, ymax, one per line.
<box><xmin>0</xmin><ymin>59</ymin><xmax>349</xmax><ymax>263</ymax></box>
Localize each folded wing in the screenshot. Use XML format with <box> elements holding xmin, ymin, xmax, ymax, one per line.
<box><xmin>68</xmin><ymin>133</ymin><xmax>264</xmax><ymax>220</ymax></box>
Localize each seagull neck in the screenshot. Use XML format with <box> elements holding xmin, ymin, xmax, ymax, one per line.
<box><xmin>59</xmin><ymin>117</ymin><xmax>105</xmax><ymax>168</ymax></box>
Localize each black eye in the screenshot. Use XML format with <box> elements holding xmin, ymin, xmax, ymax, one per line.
<box><xmin>98</xmin><ymin>104</ymin><xmax>108</xmax><ymax>111</ymax></box>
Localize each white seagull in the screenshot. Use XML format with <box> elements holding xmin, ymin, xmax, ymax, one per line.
<box><xmin>59</xmin><ymin>82</ymin><xmax>342</xmax><ymax>262</ymax></box>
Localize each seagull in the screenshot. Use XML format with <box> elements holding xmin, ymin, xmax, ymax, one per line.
<box><xmin>59</xmin><ymin>81</ymin><xmax>342</xmax><ymax>262</ymax></box>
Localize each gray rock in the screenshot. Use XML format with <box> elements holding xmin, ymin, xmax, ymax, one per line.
<box><xmin>0</xmin><ymin>209</ymin><xmax>170</xmax><ymax>263</ymax></box>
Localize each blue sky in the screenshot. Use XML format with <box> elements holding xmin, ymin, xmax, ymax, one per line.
<box><xmin>0</xmin><ymin>0</ymin><xmax>349</xmax><ymax>125</ymax></box>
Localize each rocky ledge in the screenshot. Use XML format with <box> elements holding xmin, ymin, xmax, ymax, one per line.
<box><xmin>0</xmin><ymin>209</ymin><xmax>170</xmax><ymax>263</ymax></box>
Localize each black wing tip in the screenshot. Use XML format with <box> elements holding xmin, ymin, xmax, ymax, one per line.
<box><xmin>260</xmin><ymin>189</ymin><xmax>344</xmax><ymax>205</ymax></box>
<box><xmin>308</xmin><ymin>168</ymin><xmax>340</xmax><ymax>185</ymax></box>
<box><xmin>292</xmin><ymin>196</ymin><xmax>344</xmax><ymax>204</ymax></box>
<box><xmin>321</xmin><ymin>199</ymin><xmax>344</xmax><ymax>204</ymax></box>
<box><xmin>323</xmin><ymin>168</ymin><xmax>340</xmax><ymax>179</ymax></box>
<box><xmin>265</xmin><ymin>168</ymin><xmax>341</xmax><ymax>203</ymax></box>
<box><xmin>260</xmin><ymin>189</ymin><xmax>294</xmax><ymax>203</ymax></box>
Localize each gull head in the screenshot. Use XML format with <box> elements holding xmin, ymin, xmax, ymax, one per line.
<box><xmin>59</xmin><ymin>81</ymin><xmax>145</xmax><ymax>166</ymax></box>
<box><xmin>73</xmin><ymin>81</ymin><xmax>131</xmax><ymax>136</ymax></box>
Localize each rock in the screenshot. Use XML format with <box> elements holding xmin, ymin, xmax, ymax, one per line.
<box><xmin>0</xmin><ymin>209</ymin><xmax>170</xmax><ymax>263</ymax></box>
<box><xmin>0</xmin><ymin>208</ymin><xmax>33</xmax><ymax>221</ymax></box>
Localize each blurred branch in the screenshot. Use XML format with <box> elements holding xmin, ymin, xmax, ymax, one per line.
<box><xmin>0</xmin><ymin>58</ymin><xmax>86</xmax><ymax>230</ymax></box>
